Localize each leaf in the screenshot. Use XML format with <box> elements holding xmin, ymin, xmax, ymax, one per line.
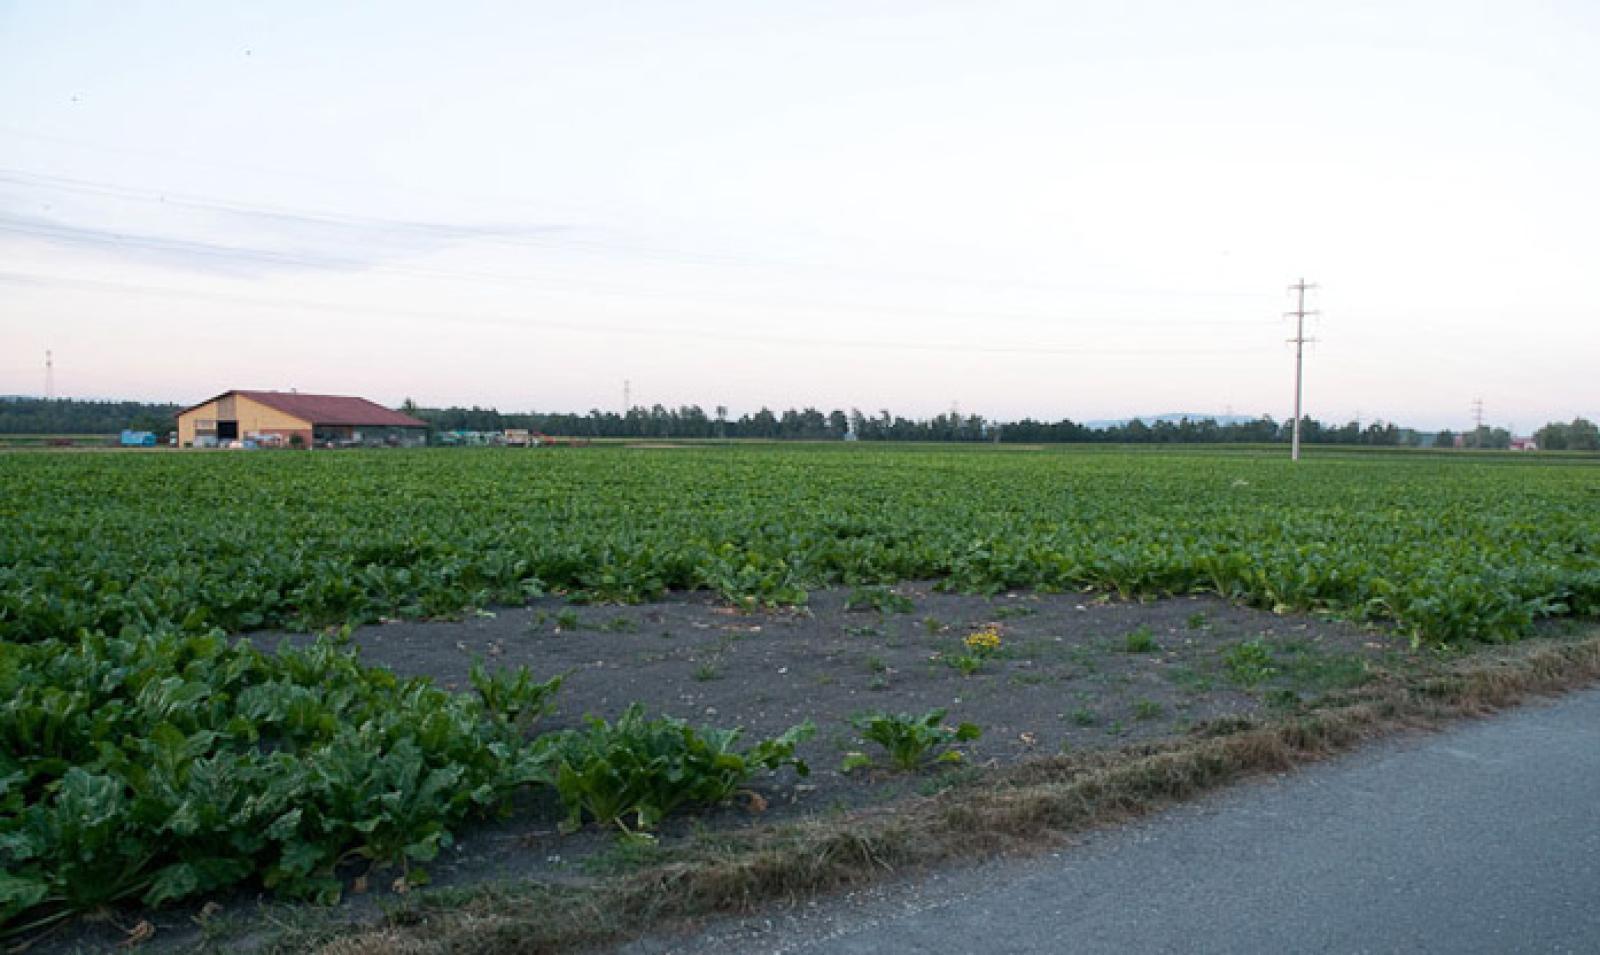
<box><xmin>0</xmin><ymin>871</ymin><xmax>50</xmax><ymax>913</ymax></box>
<box><xmin>274</xmin><ymin>839</ymin><xmax>327</xmax><ymax>880</ymax></box>
<box><xmin>265</xmin><ymin>808</ymin><xmax>303</xmax><ymax>842</ymax></box>
<box><xmin>840</xmin><ymin>752</ymin><xmax>873</xmax><ymax>774</ymax></box>
<box><xmin>142</xmin><ymin>863</ymin><xmax>200</xmax><ymax>908</ymax></box>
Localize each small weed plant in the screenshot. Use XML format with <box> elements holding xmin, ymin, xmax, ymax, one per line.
<box><xmin>1124</xmin><ymin>626</ymin><xmax>1159</xmax><ymax>653</ymax></box>
<box><xmin>1278</xmin><ymin>649</ymin><xmax>1371</xmax><ymax>693</ymax></box>
<box><xmin>945</xmin><ymin>655</ymin><xmax>981</xmax><ymax>677</ymax></box>
<box><xmin>1165</xmin><ymin>665</ymin><xmax>1213</xmax><ymax>693</ymax></box>
<box><xmin>1265</xmin><ymin>688</ymin><xmax>1302</xmax><ymax>710</ymax></box>
<box><xmin>945</xmin><ymin>626</ymin><xmax>1003</xmax><ymax>676</ymax></box>
<box><xmin>1223</xmin><ymin>639</ymin><xmax>1279</xmax><ymax>687</ymax></box>
<box><xmin>1132</xmin><ymin>699</ymin><xmax>1164</xmax><ymax>721</ymax></box>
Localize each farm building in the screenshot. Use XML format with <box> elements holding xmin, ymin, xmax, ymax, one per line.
<box><xmin>176</xmin><ymin>390</ymin><xmax>428</xmax><ymax>448</ymax></box>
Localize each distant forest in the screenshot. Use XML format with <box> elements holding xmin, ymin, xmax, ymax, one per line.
<box><xmin>0</xmin><ymin>397</ymin><xmax>180</xmax><ymax>435</ymax></box>
<box><xmin>404</xmin><ymin>401</ymin><xmax>1427</xmax><ymax>446</ymax></box>
<box><xmin>3</xmin><ymin>395</ymin><xmax>1566</xmax><ymax>449</ymax></box>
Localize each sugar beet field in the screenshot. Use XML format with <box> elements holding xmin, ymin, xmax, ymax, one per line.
<box><xmin>3</xmin><ymin>445</ymin><xmax>1599</xmax><ymax>942</ymax></box>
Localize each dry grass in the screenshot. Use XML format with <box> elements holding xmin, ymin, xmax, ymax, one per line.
<box><xmin>282</xmin><ymin>632</ymin><xmax>1600</xmax><ymax>955</ymax></box>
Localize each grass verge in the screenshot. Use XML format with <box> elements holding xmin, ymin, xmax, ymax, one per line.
<box><xmin>267</xmin><ymin>631</ymin><xmax>1600</xmax><ymax>954</ymax></box>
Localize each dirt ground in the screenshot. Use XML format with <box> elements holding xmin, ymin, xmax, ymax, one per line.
<box><xmin>261</xmin><ymin>585</ymin><xmax>1399</xmax><ymax>892</ymax></box>
<box><xmin>53</xmin><ymin>588</ymin><xmax>1402</xmax><ymax>953</ymax></box>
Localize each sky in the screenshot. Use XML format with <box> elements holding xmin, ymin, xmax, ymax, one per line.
<box><xmin>2</xmin><ymin>1</ymin><xmax>1597</xmax><ymax>431</ymax></box>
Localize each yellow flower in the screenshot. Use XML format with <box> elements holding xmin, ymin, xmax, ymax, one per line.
<box><xmin>963</xmin><ymin>627</ymin><xmax>1002</xmax><ymax>654</ymax></box>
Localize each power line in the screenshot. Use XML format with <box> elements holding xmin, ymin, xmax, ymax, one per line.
<box><xmin>1286</xmin><ymin>278</ymin><xmax>1319</xmax><ymax>462</ymax></box>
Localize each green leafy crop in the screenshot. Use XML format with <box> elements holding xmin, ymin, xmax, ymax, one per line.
<box><xmin>538</xmin><ymin>705</ymin><xmax>812</xmax><ymax>835</ymax></box>
<box><xmin>844</xmin><ymin>709</ymin><xmax>982</xmax><ymax>772</ymax></box>
<box><xmin>0</xmin><ymin>630</ymin><xmax>557</xmax><ymax>932</ymax></box>
<box><xmin>2</xmin><ymin>447</ymin><xmax>1597</xmax><ymax>648</ymax></box>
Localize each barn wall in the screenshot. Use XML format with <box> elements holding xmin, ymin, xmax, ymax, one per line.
<box><xmin>177</xmin><ymin>395</ymin><xmax>312</xmax><ymax>447</ymax></box>
<box><xmin>233</xmin><ymin>395</ymin><xmax>313</xmax><ymax>447</ymax></box>
<box><xmin>176</xmin><ymin>398</ymin><xmax>220</xmax><ymax>447</ymax></box>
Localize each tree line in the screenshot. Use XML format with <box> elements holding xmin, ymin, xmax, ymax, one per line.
<box><xmin>406</xmin><ymin>401</ymin><xmax>1419</xmax><ymax>445</ymax></box>
<box><xmin>0</xmin><ymin>397</ymin><xmax>180</xmax><ymax>435</ymax></box>
<box><xmin>1534</xmin><ymin>418</ymin><xmax>1600</xmax><ymax>451</ymax></box>
<box><xmin>4</xmin><ymin>396</ymin><xmax>1593</xmax><ymax>450</ymax></box>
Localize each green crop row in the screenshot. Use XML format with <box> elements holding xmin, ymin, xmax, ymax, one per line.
<box><xmin>0</xmin><ymin>629</ymin><xmax>809</xmax><ymax>933</ymax></box>
<box><xmin>0</xmin><ymin>629</ymin><xmax>554</xmax><ymax>931</ymax></box>
<box><xmin>3</xmin><ymin>447</ymin><xmax>1596</xmax><ymax>646</ymax></box>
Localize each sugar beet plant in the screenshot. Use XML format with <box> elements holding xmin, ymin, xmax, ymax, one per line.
<box><xmin>539</xmin><ymin>704</ymin><xmax>813</xmax><ymax>837</ymax></box>
<box><xmin>0</xmin><ymin>630</ymin><xmax>560</xmax><ymax>934</ymax></box>
<box><xmin>3</xmin><ymin>448</ymin><xmax>1597</xmax><ymax>648</ymax></box>
<box><xmin>843</xmin><ymin>709</ymin><xmax>982</xmax><ymax>772</ymax></box>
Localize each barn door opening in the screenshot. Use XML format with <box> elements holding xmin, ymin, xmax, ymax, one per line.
<box><xmin>217</xmin><ymin>421</ymin><xmax>239</xmax><ymax>440</ymax></box>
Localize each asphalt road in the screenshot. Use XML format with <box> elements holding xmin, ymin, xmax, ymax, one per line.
<box><xmin>621</xmin><ymin>686</ymin><xmax>1600</xmax><ymax>954</ymax></box>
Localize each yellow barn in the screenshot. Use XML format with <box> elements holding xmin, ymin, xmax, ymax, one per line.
<box><xmin>175</xmin><ymin>390</ymin><xmax>428</xmax><ymax>448</ymax></box>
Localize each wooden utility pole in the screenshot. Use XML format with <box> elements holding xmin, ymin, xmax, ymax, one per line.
<box><xmin>1286</xmin><ymin>279</ymin><xmax>1318</xmax><ymax>462</ymax></box>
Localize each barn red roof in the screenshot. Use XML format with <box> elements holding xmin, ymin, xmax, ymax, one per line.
<box><xmin>179</xmin><ymin>390</ymin><xmax>428</xmax><ymax>428</ymax></box>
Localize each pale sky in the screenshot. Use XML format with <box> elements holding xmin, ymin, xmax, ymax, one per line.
<box><xmin>2</xmin><ymin>1</ymin><xmax>1597</xmax><ymax>431</ymax></box>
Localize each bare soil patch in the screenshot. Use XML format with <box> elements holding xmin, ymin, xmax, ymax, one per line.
<box><xmin>269</xmin><ymin>586</ymin><xmax>1395</xmax><ymax>892</ymax></box>
<box><xmin>38</xmin><ymin>589</ymin><xmax>1402</xmax><ymax>953</ymax></box>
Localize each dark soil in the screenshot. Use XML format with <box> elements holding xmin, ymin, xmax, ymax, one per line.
<box><xmin>267</xmin><ymin>585</ymin><xmax>1399</xmax><ymax>893</ymax></box>
<box><xmin>48</xmin><ymin>588</ymin><xmax>1403</xmax><ymax>953</ymax></box>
